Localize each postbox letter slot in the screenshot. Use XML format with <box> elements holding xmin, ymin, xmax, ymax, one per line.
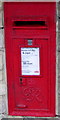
<box><xmin>13</xmin><ymin>21</ymin><xmax>47</xmax><ymax>27</ymax></box>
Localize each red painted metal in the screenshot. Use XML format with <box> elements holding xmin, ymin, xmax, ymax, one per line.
<box><xmin>4</xmin><ymin>2</ymin><xmax>56</xmax><ymax>117</ymax></box>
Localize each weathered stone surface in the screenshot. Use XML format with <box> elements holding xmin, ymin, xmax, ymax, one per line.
<box><xmin>0</xmin><ymin>95</ymin><xmax>6</xmax><ymax>114</ymax></box>
<box><xmin>58</xmin><ymin>68</ymin><xmax>60</xmax><ymax>78</ymax></box>
<box><xmin>58</xmin><ymin>21</ymin><xmax>60</xmax><ymax>32</ymax></box>
<box><xmin>0</xmin><ymin>83</ymin><xmax>6</xmax><ymax>95</ymax></box>
<box><xmin>1</xmin><ymin>118</ymin><xmax>59</xmax><ymax>120</ymax></box>
<box><xmin>23</xmin><ymin>118</ymin><xmax>59</xmax><ymax>120</ymax></box>
<box><xmin>0</xmin><ymin>54</ymin><xmax>3</xmax><ymax>70</ymax></box>
<box><xmin>2</xmin><ymin>96</ymin><xmax>6</xmax><ymax>113</ymax></box>
<box><xmin>0</xmin><ymin>2</ymin><xmax>3</xmax><ymax>27</ymax></box>
<box><xmin>58</xmin><ymin>94</ymin><xmax>60</xmax><ymax>115</ymax></box>
<box><xmin>0</xmin><ymin>70</ymin><xmax>2</xmax><ymax>81</ymax></box>
<box><xmin>0</xmin><ymin>96</ymin><xmax>2</xmax><ymax>113</ymax></box>
<box><xmin>58</xmin><ymin>52</ymin><xmax>60</xmax><ymax>67</ymax></box>
<box><xmin>0</xmin><ymin>29</ymin><xmax>4</xmax><ymax>48</ymax></box>
<box><xmin>56</xmin><ymin>31</ymin><xmax>60</xmax><ymax>51</ymax></box>
<box><xmin>0</xmin><ymin>51</ymin><xmax>3</xmax><ymax>81</ymax></box>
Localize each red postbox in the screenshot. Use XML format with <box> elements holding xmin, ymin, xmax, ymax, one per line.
<box><xmin>4</xmin><ymin>2</ymin><xmax>56</xmax><ymax>117</ymax></box>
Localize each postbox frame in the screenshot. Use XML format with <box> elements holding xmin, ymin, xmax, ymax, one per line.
<box><xmin>4</xmin><ymin>2</ymin><xmax>56</xmax><ymax>117</ymax></box>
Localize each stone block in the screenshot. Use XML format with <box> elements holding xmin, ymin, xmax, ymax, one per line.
<box><xmin>0</xmin><ymin>96</ymin><xmax>2</xmax><ymax>113</ymax></box>
<box><xmin>2</xmin><ymin>50</ymin><xmax>7</xmax><ymax>87</ymax></box>
<box><xmin>0</xmin><ymin>54</ymin><xmax>3</xmax><ymax>70</ymax></box>
<box><xmin>2</xmin><ymin>96</ymin><xmax>6</xmax><ymax>113</ymax></box>
<box><xmin>58</xmin><ymin>94</ymin><xmax>60</xmax><ymax>115</ymax></box>
<box><xmin>0</xmin><ymin>29</ymin><xmax>4</xmax><ymax>48</ymax></box>
<box><xmin>58</xmin><ymin>2</ymin><xmax>60</xmax><ymax>11</ymax></box>
<box><xmin>0</xmin><ymin>70</ymin><xmax>2</xmax><ymax>81</ymax></box>
<box><xmin>57</xmin><ymin>32</ymin><xmax>60</xmax><ymax>51</ymax></box>
<box><xmin>0</xmin><ymin>96</ymin><xmax>6</xmax><ymax>114</ymax></box>
<box><xmin>0</xmin><ymin>2</ymin><xmax>3</xmax><ymax>27</ymax></box>
<box><xmin>58</xmin><ymin>21</ymin><xmax>60</xmax><ymax>31</ymax></box>
<box><xmin>0</xmin><ymin>83</ymin><xmax>6</xmax><ymax>95</ymax></box>
<box><xmin>58</xmin><ymin>52</ymin><xmax>60</xmax><ymax>59</ymax></box>
<box><xmin>58</xmin><ymin>81</ymin><xmax>60</xmax><ymax>93</ymax></box>
<box><xmin>23</xmin><ymin>118</ymin><xmax>58</xmax><ymax>120</ymax></box>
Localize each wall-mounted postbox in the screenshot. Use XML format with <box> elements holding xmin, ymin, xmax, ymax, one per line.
<box><xmin>4</xmin><ymin>2</ymin><xmax>56</xmax><ymax>117</ymax></box>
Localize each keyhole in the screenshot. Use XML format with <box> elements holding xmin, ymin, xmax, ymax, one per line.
<box><xmin>20</xmin><ymin>78</ymin><xmax>22</xmax><ymax>84</ymax></box>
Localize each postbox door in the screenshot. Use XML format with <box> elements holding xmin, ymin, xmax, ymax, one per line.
<box><xmin>11</xmin><ymin>37</ymin><xmax>54</xmax><ymax>116</ymax></box>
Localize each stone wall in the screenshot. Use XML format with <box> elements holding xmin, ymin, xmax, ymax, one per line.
<box><xmin>0</xmin><ymin>2</ymin><xmax>8</xmax><ymax>119</ymax></box>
